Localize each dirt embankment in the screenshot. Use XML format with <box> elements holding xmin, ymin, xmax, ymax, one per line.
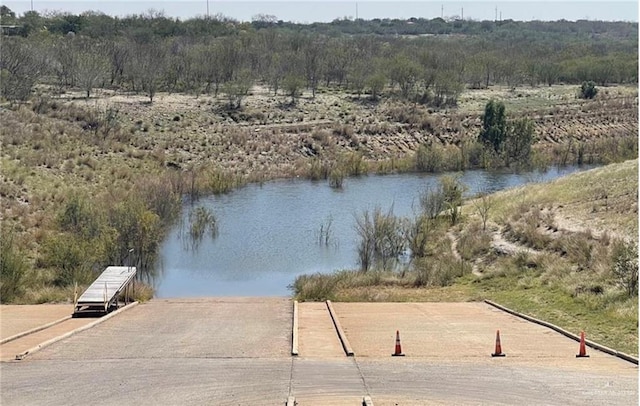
<box><xmin>61</xmin><ymin>84</ymin><xmax>637</xmax><ymax>178</ymax></box>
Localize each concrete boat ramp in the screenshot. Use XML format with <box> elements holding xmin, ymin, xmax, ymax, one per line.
<box><xmin>1</xmin><ymin>298</ymin><xmax>637</xmax><ymax>405</ymax></box>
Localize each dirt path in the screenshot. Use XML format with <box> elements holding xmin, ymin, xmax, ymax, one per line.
<box><xmin>446</xmin><ymin>231</ymin><xmax>482</xmax><ymax>276</ymax></box>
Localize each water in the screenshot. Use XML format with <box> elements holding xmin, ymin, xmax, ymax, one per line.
<box><xmin>155</xmin><ymin>165</ymin><xmax>594</xmax><ymax>297</ymax></box>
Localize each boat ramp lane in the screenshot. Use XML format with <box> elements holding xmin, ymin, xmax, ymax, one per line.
<box><xmin>74</xmin><ymin>266</ymin><xmax>137</xmax><ymax>316</ymax></box>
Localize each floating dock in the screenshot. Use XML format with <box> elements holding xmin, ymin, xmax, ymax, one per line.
<box><xmin>74</xmin><ymin>266</ymin><xmax>136</xmax><ymax>316</ymax></box>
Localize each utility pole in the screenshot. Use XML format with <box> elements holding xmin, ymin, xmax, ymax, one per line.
<box><xmin>356</xmin><ymin>2</ymin><xmax>358</xmax><ymax>20</ymax></box>
<box><xmin>461</xmin><ymin>7</ymin><xmax>463</xmax><ymax>20</ymax></box>
<box><xmin>31</xmin><ymin>0</ymin><xmax>34</xmax><ymax>12</ymax></box>
<box><xmin>495</xmin><ymin>6</ymin><xmax>498</xmax><ymax>21</ymax></box>
<box><xmin>441</xmin><ymin>4</ymin><xmax>443</xmax><ymax>19</ymax></box>
<box><xmin>206</xmin><ymin>0</ymin><xmax>209</xmax><ymax>18</ymax></box>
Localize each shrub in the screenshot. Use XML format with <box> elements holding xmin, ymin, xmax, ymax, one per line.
<box><xmin>579</xmin><ymin>81</ymin><xmax>598</xmax><ymax>99</ymax></box>
<box><xmin>328</xmin><ymin>167</ymin><xmax>344</xmax><ymax>189</ymax></box>
<box><xmin>611</xmin><ymin>240</ymin><xmax>638</xmax><ymax>297</ymax></box>
<box><xmin>0</xmin><ymin>231</ymin><xmax>29</xmax><ymax>303</ymax></box>
<box><xmin>415</xmin><ymin>143</ymin><xmax>443</xmax><ymax>172</ymax></box>
<box><xmin>355</xmin><ymin>207</ymin><xmax>407</xmax><ymax>272</ymax></box>
<box><xmin>291</xmin><ymin>273</ymin><xmax>337</xmax><ymax>301</ymax></box>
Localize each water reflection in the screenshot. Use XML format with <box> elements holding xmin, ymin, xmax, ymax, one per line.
<box><xmin>155</xmin><ymin>165</ymin><xmax>595</xmax><ymax>297</ymax></box>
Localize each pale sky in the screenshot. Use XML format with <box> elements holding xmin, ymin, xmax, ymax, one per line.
<box><xmin>3</xmin><ymin>1</ymin><xmax>638</xmax><ymax>23</ymax></box>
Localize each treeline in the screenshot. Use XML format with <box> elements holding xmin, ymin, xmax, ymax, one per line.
<box><xmin>2</xmin><ymin>6</ymin><xmax>637</xmax><ymax>40</ymax></box>
<box><xmin>1</xmin><ymin>6</ymin><xmax>637</xmax><ymax>104</ymax></box>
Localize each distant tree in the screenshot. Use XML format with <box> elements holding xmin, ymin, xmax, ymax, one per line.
<box><xmin>0</xmin><ymin>5</ymin><xmax>16</xmax><ymax>23</ymax></box>
<box><xmin>107</xmin><ymin>40</ymin><xmax>130</xmax><ymax>86</ymax></box>
<box><xmin>133</xmin><ymin>41</ymin><xmax>166</xmax><ymax>103</ymax></box>
<box><xmin>431</xmin><ymin>72</ymin><xmax>463</xmax><ymax>107</ymax></box>
<box><xmin>349</xmin><ymin>60</ymin><xmax>368</xmax><ymax>98</ymax></box>
<box><xmin>505</xmin><ymin>118</ymin><xmax>535</xmax><ymax>166</ymax></box>
<box><xmin>282</xmin><ymin>74</ymin><xmax>305</xmax><ymax>104</ymax></box>
<box><xmin>222</xmin><ymin>70</ymin><xmax>252</xmax><ymax>109</ymax></box>
<box><xmin>75</xmin><ymin>41</ymin><xmax>108</xmax><ymax>98</ymax></box>
<box><xmin>366</xmin><ymin>72</ymin><xmax>386</xmax><ymax>100</ymax></box>
<box><xmin>303</xmin><ymin>38</ymin><xmax>324</xmax><ymax>98</ymax></box>
<box><xmin>537</xmin><ymin>61</ymin><xmax>560</xmax><ymax>86</ymax></box>
<box><xmin>479</xmin><ymin>100</ymin><xmax>507</xmax><ymax>154</ymax></box>
<box><xmin>1</xmin><ymin>38</ymin><xmax>44</xmax><ymax>101</ymax></box>
<box><xmin>389</xmin><ymin>55</ymin><xmax>422</xmax><ymax>100</ymax></box>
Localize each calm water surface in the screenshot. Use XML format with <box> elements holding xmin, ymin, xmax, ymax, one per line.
<box><xmin>155</xmin><ymin>165</ymin><xmax>594</xmax><ymax>297</ymax></box>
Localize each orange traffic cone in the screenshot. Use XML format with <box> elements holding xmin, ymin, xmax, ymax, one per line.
<box><xmin>392</xmin><ymin>330</ymin><xmax>405</xmax><ymax>356</ymax></box>
<box><xmin>576</xmin><ymin>331</ymin><xmax>589</xmax><ymax>358</ymax></box>
<box><xmin>491</xmin><ymin>329</ymin><xmax>506</xmax><ymax>357</ymax></box>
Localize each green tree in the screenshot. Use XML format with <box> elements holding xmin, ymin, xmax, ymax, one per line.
<box><xmin>479</xmin><ymin>100</ymin><xmax>507</xmax><ymax>154</ymax></box>
<box><xmin>505</xmin><ymin>118</ymin><xmax>535</xmax><ymax>166</ymax></box>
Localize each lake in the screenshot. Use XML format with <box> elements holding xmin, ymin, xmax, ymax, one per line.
<box><xmin>155</xmin><ymin>165</ymin><xmax>594</xmax><ymax>297</ymax></box>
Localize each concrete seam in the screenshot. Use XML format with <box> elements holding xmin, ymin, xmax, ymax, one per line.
<box><xmin>291</xmin><ymin>300</ymin><xmax>299</xmax><ymax>356</ymax></box>
<box><xmin>484</xmin><ymin>299</ymin><xmax>638</xmax><ymax>365</ymax></box>
<box><xmin>14</xmin><ymin>302</ymin><xmax>139</xmax><ymax>361</ymax></box>
<box><xmin>1</xmin><ymin>315</ymin><xmax>72</xmax><ymax>345</ymax></box>
<box><xmin>325</xmin><ymin>300</ymin><xmax>354</xmax><ymax>356</ymax></box>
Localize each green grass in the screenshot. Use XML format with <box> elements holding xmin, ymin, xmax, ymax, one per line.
<box><xmin>464</xmin><ymin>273</ymin><xmax>638</xmax><ymax>356</ymax></box>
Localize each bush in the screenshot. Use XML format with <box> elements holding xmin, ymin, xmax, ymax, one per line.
<box><xmin>579</xmin><ymin>81</ymin><xmax>598</xmax><ymax>99</ymax></box>
<box><xmin>0</xmin><ymin>231</ymin><xmax>29</xmax><ymax>303</ymax></box>
<box><xmin>611</xmin><ymin>241</ymin><xmax>638</xmax><ymax>297</ymax></box>
<box><xmin>291</xmin><ymin>273</ymin><xmax>337</xmax><ymax>301</ymax></box>
<box><xmin>40</xmin><ymin>233</ymin><xmax>95</xmax><ymax>286</ymax></box>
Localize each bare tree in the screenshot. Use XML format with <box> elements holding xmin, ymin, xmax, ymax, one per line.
<box><xmin>132</xmin><ymin>41</ymin><xmax>166</xmax><ymax>103</ymax></box>
<box><xmin>1</xmin><ymin>38</ymin><xmax>44</xmax><ymax>101</ymax></box>
<box><xmin>75</xmin><ymin>40</ymin><xmax>108</xmax><ymax>98</ymax></box>
<box><xmin>473</xmin><ymin>191</ymin><xmax>493</xmax><ymax>231</ymax></box>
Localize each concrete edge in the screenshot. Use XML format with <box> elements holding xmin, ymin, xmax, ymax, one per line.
<box><xmin>1</xmin><ymin>315</ymin><xmax>72</xmax><ymax>345</ymax></box>
<box><xmin>291</xmin><ymin>300</ymin><xmax>299</xmax><ymax>356</ymax></box>
<box><xmin>285</xmin><ymin>395</ymin><xmax>296</xmax><ymax>406</ymax></box>
<box><xmin>362</xmin><ymin>395</ymin><xmax>374</xmax><ymax>406</ymax></box>
<box><xmin>325</xmin><ymin>300</ymin><xmax>354</xmax><ymax>357</ymax></box>
<box><xmin>484</xmin><ymin>299</ymin><xmax>638</xmax><ymax>365</ymax></box>
<box><xmin>14</xmin><ymin>302</ymin><xmax>139</xmax><ymax>361</ymax></box>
